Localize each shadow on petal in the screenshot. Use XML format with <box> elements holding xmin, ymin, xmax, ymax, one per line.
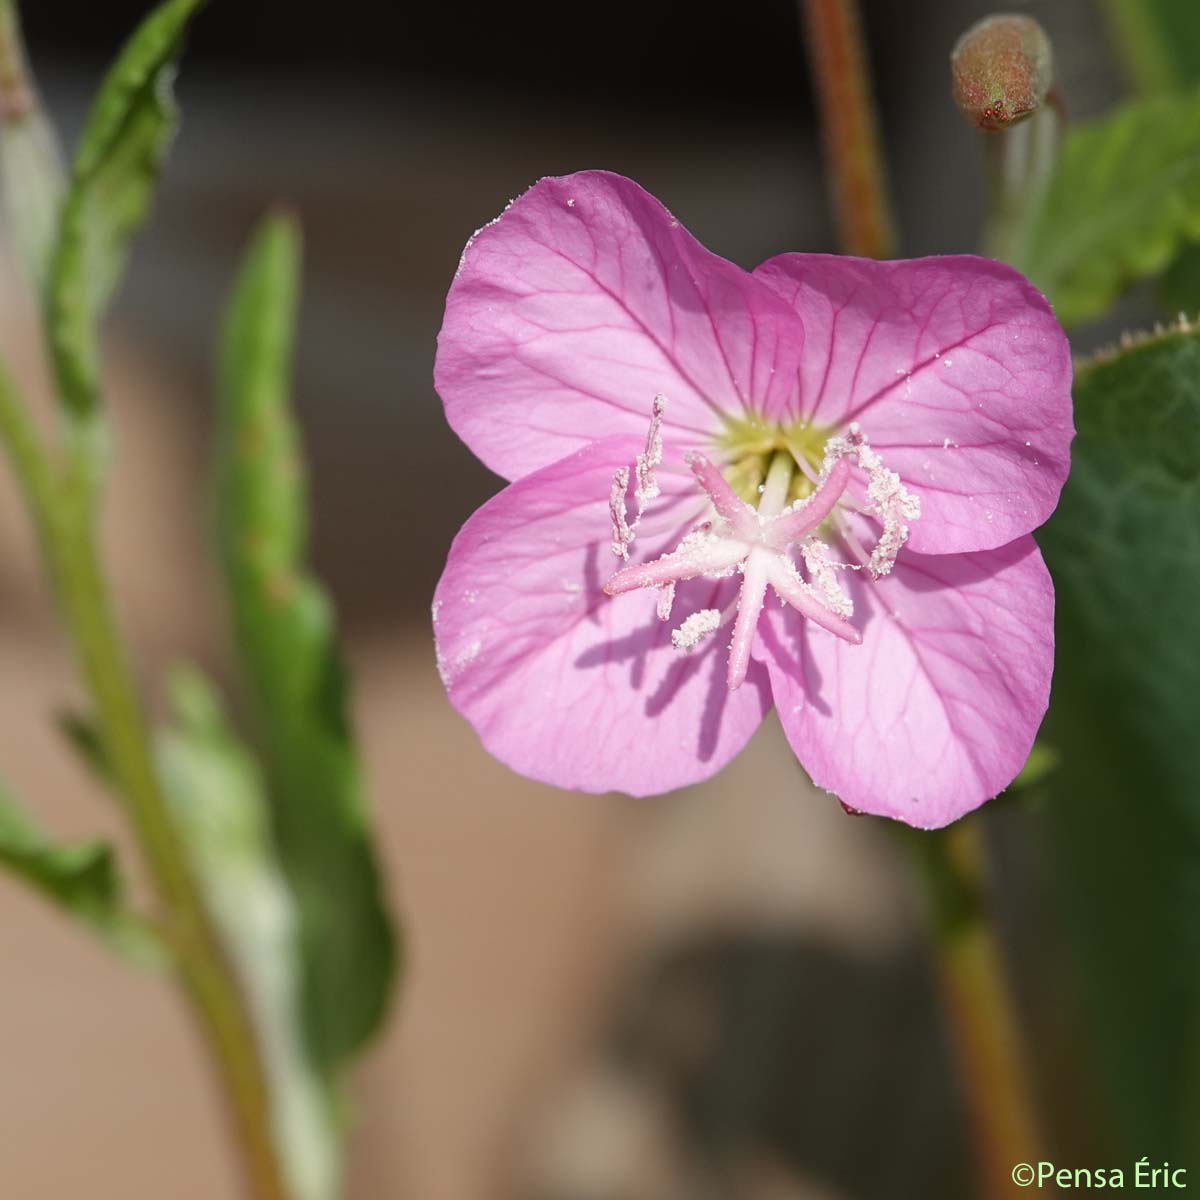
<box><xmin>572</xmin><ymin>577</ymin><xmax>749</xmax><ymax>764</ymax></box>
<box><xmin>759</xmin><ymin>612</ymin><xmax>832</xmax><ymax>718</ymax></box>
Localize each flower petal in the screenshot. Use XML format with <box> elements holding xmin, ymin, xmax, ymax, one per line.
<box><xmin>436</xmin><ymin>171</ymin><xmax>807</xmax><ymax>481</ymax></box>
<box><xmin>753</xmin><ymin>254</ymin><xmax>1073</xmax><ymax>554</ymax></box>
<box><xmin>433</xmin><ymin>437</ymin><xmax>772</xmax><ymax>795</ymax></box>
<box><xmin>759</xmin><ymin>536</ymin><xmax>1053</xmax><ymax>827</ymax></box>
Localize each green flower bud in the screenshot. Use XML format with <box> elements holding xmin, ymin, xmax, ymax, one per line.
<box><xmin>951</xmin><ymin>14</ymin><xmax>1053</xmax><ymax>132</ymax></box>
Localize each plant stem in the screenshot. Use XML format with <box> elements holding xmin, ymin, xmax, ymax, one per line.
<box><xmin>981</xmin><ymin>101</ymin><xmax>1060</xmax><ymax>265</ymax></box>
<box><xmin>799</xmin><ymin>0</ymin><xmax>896</xmax><ymax>259</ymax></box>
<box><xmin>795</xmin><ymin>9</ymin><xmax>1043</xmax><ymax>1183</ymax></box>
<box><xmin>910</xmin><ymin>822</ymin><xmax>1042</xmax><ymax>1199</ymax></box>
<box><xmin>0</xmin><ymin>369</ymin><xmax>289</xmax><ymax>1200</ymax></box>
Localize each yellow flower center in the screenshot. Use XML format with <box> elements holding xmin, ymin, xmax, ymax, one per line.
<box><xmin>716</xmin><ymin>414</ymin><xmax>835</xmax><ymax>504</ymax></box>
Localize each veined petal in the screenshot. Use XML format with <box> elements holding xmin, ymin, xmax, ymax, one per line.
<box><xmin>436</xmin><ymin>171</ymin><xmax>807</xmax><ymax>481</ymax></box>
<box><xmin>759</xmin><ymin>536</ymin><xmax>1053</xmax><ymax>827</ymax></box>
<box><xmin>753</xmin><ymin>254</ymin><xmax>1073</xmax><ymax>554</ymax></box>
<box><xmin>433</xmin><ymin>438</ymin><xmax>772</xmax><ymax>795</ymax></box>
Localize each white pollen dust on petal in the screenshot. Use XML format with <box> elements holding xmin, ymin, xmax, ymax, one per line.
<box><xmin>436</xmin><ymin>638</ymin><xmax>481</xmax><ymax>687</ymax></box>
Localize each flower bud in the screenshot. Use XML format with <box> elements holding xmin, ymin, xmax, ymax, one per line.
<box><xmin>951</xmin><ymin>14</ymin><xmax>1053</xmax><ymax>131</ymax></box>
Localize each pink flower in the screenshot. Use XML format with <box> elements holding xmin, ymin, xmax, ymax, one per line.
<box><xmin>432</xmin><ymin>171</ymin><xmax>1072</xmax><ymax>827</ymax></box>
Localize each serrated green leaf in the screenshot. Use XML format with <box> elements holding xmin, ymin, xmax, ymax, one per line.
<box><xmin>0</xmin><ymin>779</ymin><xmax>158</xmax><ymax>961</ymax></box>
<box><xmin>1014</xmin><ymin>90</ymin><xmax>1200</xmax><ymax>327</ymax></box>
<box><xmin>1038</xmin><ymin>323</ymin><xmax>1200</xmax><ymax>1164</ymax></box>
<box><xmin>158</xmin><ymin>666</ymin><xmax>341</xmax><ymax>1200</ymax></box>
<box><xmin>215</xmin><ymin>214</ymin><xmax>396</xmax><ymax>1077</ymax></box>
<box><xmin>46</xmin><ymin>0</ymin><xmax>202</xmax><ymax>419</ymax></box>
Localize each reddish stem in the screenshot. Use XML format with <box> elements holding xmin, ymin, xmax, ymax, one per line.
<box><xmin>799</xmin><ymin>0</ymin><xmax>897</xmax><ymax>259</ymax></box>
<box><xmin>913</xmin><ymin>822</ymin><xmax>1044</xmax><ymax>1199</ymax></box>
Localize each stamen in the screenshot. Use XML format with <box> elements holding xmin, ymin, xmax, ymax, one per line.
<box><xmin>601</xmin><ymin>417</ymin><xmax>915</xmax><ymax>690</ymax></box>
<box><xmin>635</xmin><ymin>394</ymin><xmax>667</xmax><ymax>505</ymax></box>
<box><xmin>671</xmin><ymin>608</ymin><xmax>722</xmax><ymax>650</ymax></box>
<box><xmin>609</xmin><ymin>466</ymin><xmax>634</xmax><ymax>559</ymax></box>
<box><xmin>815</xmin><ymin>424</ymin><xmax>921</xmax><ymax>578</ymax></box>
<box><xmin>609</xmin><ymin>395</ymin><xmax>669</xmax><ymax>559</ymax></box>
<box><xmin>656</xmin><ymin>582</ymin><xmax>676</xmax><ymax>621</ymax></box>
<box><xmin>834</xmin><ymin>515</ymin><xmax>874</xmax><ymax>572</ymax></box>
<box><xmin>800</xmin><ymin>538</ymin><xmax>853</xmax><ymax>618</ymax></box>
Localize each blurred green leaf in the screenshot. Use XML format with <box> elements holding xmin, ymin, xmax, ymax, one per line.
<box><xmin>0</xmin><ymin>1</ymin><xmax>65</xmax><ymax>290</ymax></box>
<box><xmin>56</xmin><ymin>708</ymin><xmax>115</xmax><ymax>786</ymax></box>
<box><xmin>1161</xmin><ymin>243</ymin><xmax>1200</xmax><ymax>313</ymax></box>
<box><xmin>1038</xmin><ymin>322</ymin><xmax>1200</xmax><ymax>1164</ymax></box>
<box><xmin>159</xmin><ymin>666</ymin><xmax>341</xmax><ymax>1200</ymax></box>
<box><xmin>215</xmin><ymin>214</ymin><xmax>396</xmax><ymax>1078</ymax></box>
<box><xmin>0</xmin><ymin>778</ymin><xmax>158</xmax><ymax>960</ymax></box>
<box><xmin>1010</xmin><ymin>741</ymin><xmax>1058</xmax><ymax>791</ymax></box>
<box><xmin>1014</xmin><ymin>89</ymin><xmax>1200</xmax><ymax>327</ymax></box>
<box><xmin>46</xmin><ymin>0</ymin><xmax>202</xmax><ymax>419</ymax></box>
<box><xmin>1100</xmin><ymin>0</ymin><xmax>1200</xmax><ymax>94</ymax></box>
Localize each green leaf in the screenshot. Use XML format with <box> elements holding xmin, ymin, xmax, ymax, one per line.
<box><xmin>0</xmin><ymin>778</ymin><xmax>157</xmax><ymax>960</ymax></box>
<box><xmin>56</xmin><ymin>708</ymin><xmax>115</xmax><ymax>785</ymax></box>
<box><xmin>1010</xmin><ymin>740</ymin><xmax>1058</xmax><ymax>791</ymax></box>
<box><xmin>46</xmin><ymin>0</ymin><xmax>202</xmax><ymax>419</ymax></box>
<box><xmin>158</xmin><ymin>666</ymin><xmax>340</xmax><ymax>1200</ymax></box>
<box><xmin>1014</xmin><ymin>89</ymin><xmax>1200</xmax><ymax>327</ymax></box>
<box><xmin>1037</xmin><ymin>321</ymin><xmax>1200</xmax><ymax>1164</ymax></box>
<box><xmin>1161</xmin><ymin>243</ymin><xmax>1200</xmax><ymax>313</ymax></box>
<box><xmin>215</xmin><ymin>214</ymin><xmax>396</xmax><ymax>1077</ymax></box>
<box><xmin>1100</xmin><ymin>0</ymin><xmax>1200</xmax><ymax>94</ymax></box>
<box><xmin>0</xmin><ymin>2</ymin><xmax>66</xmax><ymax>291</ymax></box>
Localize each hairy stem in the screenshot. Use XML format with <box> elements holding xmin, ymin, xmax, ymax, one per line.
<box><xmin>0</xmin><ymin>368</ymin><xmax>288</xmax><ymax>1200</ymax></box>
<box><xmin>799</xmin><ymin>0</ymin><xmax>896</xmax><ymax>258</ymax></box>
<box><xmin>910</xmin><ymin>822</ymin><xmax>1042</xmax><ymax>1198</ymax></box>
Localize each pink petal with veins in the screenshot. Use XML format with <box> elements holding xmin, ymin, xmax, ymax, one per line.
<box><xmin>758</xmin><ymin>536</ymin><xmax>1053</xmax><ymax>827</ymax></box>
<box><xmin>433</xmin><ymin>438</ymin><xmax>772</xmax><ymax>795</ymax></box>
<box><xmin>753</xmin><ymin>254</ymin><xmax>1073</xmax><ymax>554</ymax></box>
<box><xmin>436</xmin><ymin>171</ymin><xmax>807</xmax><ymax>481</ymax></box>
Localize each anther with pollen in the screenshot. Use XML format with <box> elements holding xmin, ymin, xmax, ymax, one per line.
<box><xmin>603</xmin><ymin>408</ymin><xmax>919</xmax><ymax>693</ymax></box>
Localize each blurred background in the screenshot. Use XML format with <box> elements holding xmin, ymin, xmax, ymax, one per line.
<box><xmin>0</xmin><ymin>1</ymin><xmax>1130</xmax><ymax>1197</ymax></box>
